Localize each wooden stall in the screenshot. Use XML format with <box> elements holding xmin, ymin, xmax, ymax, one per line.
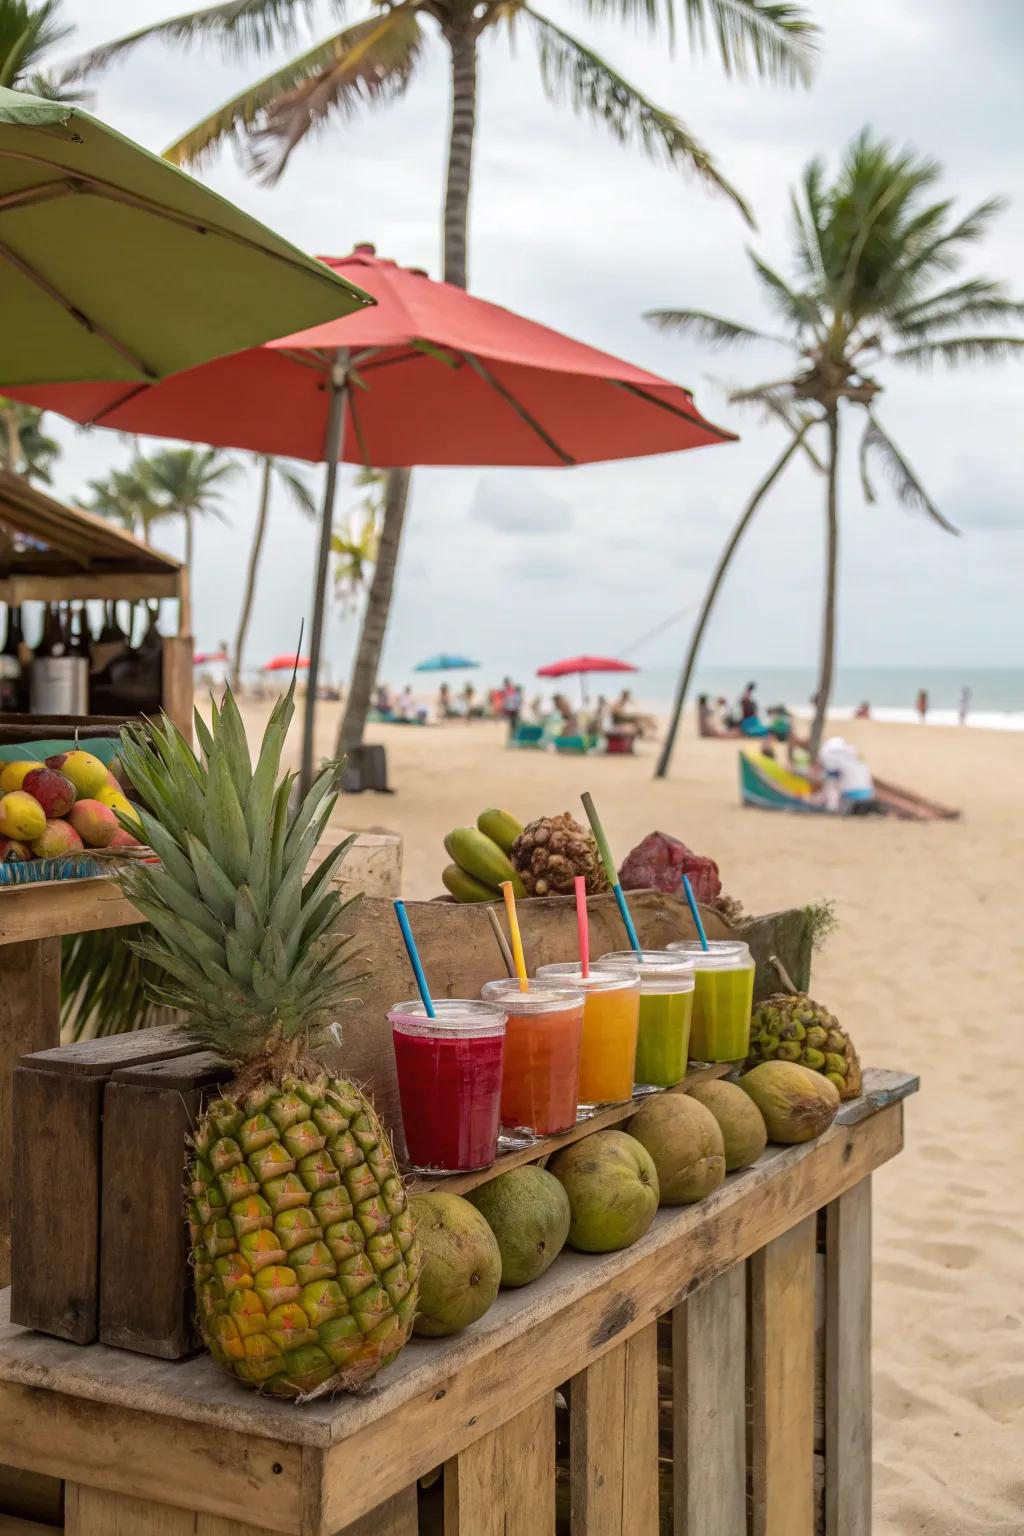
<box><xmin>0</xmin><ymin>469</ymin><xmax>193</xmax><ymax>738</ymax></box>
<box><xmin>0</xmin><ymin>1069</ymin><xmax>916</xmax><ymax>1535</ymax></box>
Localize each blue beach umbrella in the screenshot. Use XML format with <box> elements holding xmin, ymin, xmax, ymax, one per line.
<box><xmin>414</xmin><ymin>654</ymin><xmax>480</xmax><ymax>672</ymax></box>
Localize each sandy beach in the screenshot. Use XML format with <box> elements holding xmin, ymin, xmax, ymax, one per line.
<box><xmin>264</xmin><ymin>701</ymin><xmax>1024</xmax><ymax>1535</ymax></box>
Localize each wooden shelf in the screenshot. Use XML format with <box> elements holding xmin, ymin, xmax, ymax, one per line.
<box><xmin>0</xmin><ymin>877</ymin><xmax>140</xmax><ymax>947</ymax></box>
<box><xmin>408</xmin><ymin>1061</ymin><xmax>735</xmax><ymax>1195</ymax></box>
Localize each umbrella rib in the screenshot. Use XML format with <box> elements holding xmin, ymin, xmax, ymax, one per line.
<box><xmin>611</xmin><ymin>380</ymin><xmax>737</xmax><ymax>442</ymax></box>
<box><xmin>0</xmin><ymin>236</ymin><xmax>159</xmax><ymax>378</ymax></box>
<box><xmin>460</xmin><ymin>352</ymin><xmax>576</xmax><ymax>466</ymax></box>
<box><xmin>0</xmin><ymin>180</ymin><xmax>77</xmax><ymax>214</ymax></box>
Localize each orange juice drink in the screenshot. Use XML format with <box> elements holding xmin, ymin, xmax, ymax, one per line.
<box><xmin>481</xmin><ymin>979</ymin><xmax>584</xmax><ymax>1137</ymax></box>
<box><xmin>535</xmin><ymin>963</ymin><xmax>640</xmax><ymax>1105</ymax></box>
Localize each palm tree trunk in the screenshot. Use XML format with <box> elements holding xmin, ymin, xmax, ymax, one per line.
<box><xmin>809</xmin><ymin>407</ymin><xmax>840</xmax><ymax>757</ymax></box>
<box><xmin>184</xmin><ymin>509</ymin><xmax>194</xmax><ymax>576</ymax></box>
<box><xmin>654</xmin><ymin>423</ymin><xmax>813</xmax><ymax>779</ymax></box>
<box><xmin>232</xmin><ymin>457</ymin><xmax>272</xmax><ymax>692</ymax></box>
<box><xmin>337</xmin><ymin>469</ymin><xmax>411</xmax><ymax>756</ymax></box>
<box><xmin>442</xmin><ymin>22</ymin><xmax>478</xmax><ymax>291</ymax></box>
<box><xmin>333</xmin><ymin>28</ymin><xmax>478</xmax><ymax>768</ymax></box>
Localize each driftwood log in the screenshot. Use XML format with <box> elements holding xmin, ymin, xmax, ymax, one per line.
<box><xmin>325</xmin><ymin>890</ymin><xmax>817</xmax><ymax>1136</ymax></box>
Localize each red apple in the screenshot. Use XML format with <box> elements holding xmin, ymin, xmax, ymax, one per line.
<box><xmin>23</xmin><ymin>766</ymin><xmax>76</xmax><ymax>818</ymax></box>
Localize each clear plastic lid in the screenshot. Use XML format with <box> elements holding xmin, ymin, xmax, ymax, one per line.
<box><xmin>389</xmin><ymin>998</ymin><xmax>506</xmax><ymax>1036</ymax></box>
<box><xmin>481</xmin><ymin>978</ymin><xmax>584</xmax><ymax>1014</ymax></box>
<box><xmin>667</xmin><ymin>939</ymin><xmax>753</xmax><ymax>971</ymax></box>
<box><xmin>597</xmin><ymin>949</ymin><xmax>695</xmax><ymax>995</ymax></box>
<box><xmin>535</xmin><ymin>962</ymin><xmax>640</xmax><ymax>996</ymax></box>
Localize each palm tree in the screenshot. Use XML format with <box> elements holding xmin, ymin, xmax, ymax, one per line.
<box><xmin>232</xmin><ymin>456</ymin><xmax>315</xmax><ymax>690</ymax></box>
<box><xmin>0</xmin><ymin>398</ymin><xmax>59</xmax><ymax>483</ymax></box>
<box><xmin>137</xmin><ymin>445</ymin><xmax>239</xmax><ymax>573</ymax></box>
<box><xmin>77</xmin><ymin>1</ymin><xmax>817</xmax><ymax>760</ymax></box>
<box><xmin>332</xmin><ymin>467</ymin><xmax>383</xmax><ymax>612</ymax></box>
<box><xmin>79</xmin><ymin>461</ymin><xmax>171</xmax><ymax>541</ymax></box>
<box><xmin>647</xmin><ymin>129</ymin><xmax>1024</xmax><ymax>772</ymax></box>
<box><xmin>0</xmin><ymin>0</ymin><xmax>84</xmax><ymax>99</ymax></box>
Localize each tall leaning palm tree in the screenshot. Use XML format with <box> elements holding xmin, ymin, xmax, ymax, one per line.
<box><xmin>232</xmin><ymin>456</ymin><xmax>315</xmax><ymax>690</ymax></box>
<box><xmin>78</xmin><ymin>1</ymin><xmax>817</xmax><ymax>759</ymax></box>
<box><xmin>647</xmin><ymin>129</ymin><xmax>1024</xmax><ymax>773</ymax></box>
<box><xmin>79</xmin><ymin>461</ymin><xmax>171</xmax><ymax>541</ymax></box>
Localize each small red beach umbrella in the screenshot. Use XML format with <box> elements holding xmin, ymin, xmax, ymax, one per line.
<box><xmin>193</xmin><ymin>649</ymin><xmax>228</xmax><ymax>665</ymax></box>
<box><xmin>537</xmin><ymin>656</ymin><xmax>638</xmax><ymax>678</ymax></box>
<box><xmin>263</xmin><ymin>654</ymin><xmax>310</xmax><ymax>672</ymax></box>
<box><xmin>12</xmin><ymin>246</ymin><xmax>734</xmax><ymax>789</ymax></box>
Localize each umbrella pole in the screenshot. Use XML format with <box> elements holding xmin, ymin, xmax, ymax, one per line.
<box><xmin>300</xmin><ymin>354</ymin><xmax>349</xmax><ymax>796</ymax></box>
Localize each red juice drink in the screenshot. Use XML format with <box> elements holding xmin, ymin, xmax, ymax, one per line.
<box><xmin>599</xmin><ymin>950</ymin><xmax>696</xmax><ymax>1089</ymax></box>
<box><xmin>389</xmin><ymin>1000</ymin><xmax>506</xmax><ymax>1173</ymax></box>
<box><xmin>668</xmin><ymin>940</ymin><xmax>755</xmax><ymax>1062</ymax></box>
<box><xmin>480</xmin><ymin>979</ymin><xmax>584</xmax><ymax>1138</ymax></box>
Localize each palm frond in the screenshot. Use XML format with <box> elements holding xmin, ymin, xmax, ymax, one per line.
<box><xmin>644</xmin><ymin>308</ymin><xmax>781</xmax><ymax>347</ymax></box>
<box><xmin>895</xmin><ymin>196</ymin><xmax>1007</xmax><ymax>290</ymax></box>
<box><xmin>889</xmin><ymin>290</ymin><xmax>1024</xmax><ymax>341</ymax></box>
<box><xmin>725</xmin><ymin>382</ymin><xmax>825</xmax><ymax>468</ymax></box>
<box><xmin>248</xmin><ymin>7</ymin><xmax>424</xmax><ymax>183</ymax></box>
<box><xmin>68</xmin><ymin>0</ymin><xmax>319</xmax><ymax>79</ymax></box>
<box><xmin>789</xmin><ymin>157</ymin><xmax>827</xmax><ymax>283</ymax></box>
<box><xmin>747</xmin><ymin>249</ymin><xmax>822</xmax><ymax>331</ymax></box>
<box><xmin>272</xmin><ymin>460</ymin><xmax>317</xmax><ymax>517</ymax></box>
<box><xmin>891</xmin><ymin>335</ymin><xmax>1024</xmax><ymax>370</ymax></box>
<box><xmin>860</xmin><ymin>413</ymin><xmax>958</xmax><ymax>534</ymax></box>
<box><xmin>678</xmin><ymin>0</ymin><xmax>817</xmax><ymax>84</ymax></box>
<box><xmin>525</xmin><ymin>7</ymin><xmax>752</xmax><ymax>223</ymax></box>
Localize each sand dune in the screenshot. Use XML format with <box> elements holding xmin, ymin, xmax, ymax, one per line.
<box><xmin>263</xmin><ymin>700</ymin><xmax>1024</xmax><ymax>1534</ymax></box>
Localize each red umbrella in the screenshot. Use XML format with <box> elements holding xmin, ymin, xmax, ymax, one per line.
<box><xmin>263</xmin><ymin>654</ymin><xmax>311</xmax><ymax>672</ymax></box>
<box><xmin>193</xmin><ymin>649</ymin><xmax>228</xmax><ymax>665</ymax></box>
<box><xmin>537</xmin><ymin>656</ymin><xmax>637</xmax><ymax>678</ymax></box>
<box><xmin>12</xmin><ymin>245</ymin><xmax>734</xmax><ymax>787</ymax></box>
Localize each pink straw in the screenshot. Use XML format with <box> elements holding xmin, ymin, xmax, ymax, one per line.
<box><xmin>575</xmin><ymin>876</ymin><xmax>590</xmax><ymax>978</ymax></box>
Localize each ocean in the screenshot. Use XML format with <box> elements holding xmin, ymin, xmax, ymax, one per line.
<box><xmin>633</xmin><ymin>665</ymin><xmax>1024</xmax><ymax>731</ymax></box>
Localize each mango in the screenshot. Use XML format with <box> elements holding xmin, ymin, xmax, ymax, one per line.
<box><xmin>45</xmin><ymin>750</ymin><xmax>109</xmax><ymax>799</ymax></box>
<box><xmin>31</xmin><ymin>819</ymin><xmax>84</xmax><ymax>859</ymax></box>
<box><xmin>0</xmin><ymin>791</ymin><xmax>46</xmax><ymax>842</ymax></box>
<box><xmin>68</xmin><ymin>798</ymin><xmax>120</xmax><ymax>849</ymax></box>
<box><xmin>0</xmin><ymin>761</ymin><xmax>37</xmax><ymax>793</ymax></box>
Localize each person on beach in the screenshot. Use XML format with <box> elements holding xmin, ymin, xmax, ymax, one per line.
<box><xmin>854</xmin><ymin>700</ymin><xmax>871</xmax><ymax>719</ymax></box>
<box><xmin>500</xmin><ymin>676</ymin><xmax>522</xmax><ymax>736</ymax></box>
<box><xmin>740</xmin><ymin>681</ymin><xmax>758</xmax><ymax>721</ymax></box>
<box><xmin>959</xmin><ymin>686</ymin><xmax>972</xmax><ymax>725</ymax></box>
<box><xmin>611</xmin><ymin>688</ymin><xmax>657</xmax><ymax>738</ymax></box>
<box><xmin>916</xmin><ymin>688</ymin><xmax>929</xmax><ymax>723</ymax></box>
<box><xmin>819</xmin><ymin>737</ymin><xmax>878</xmax><ymax>815</ymax></box>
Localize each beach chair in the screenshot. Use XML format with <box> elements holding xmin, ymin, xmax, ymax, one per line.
<box><xmin>553</xmin><ymin>734</ymin><xmax>597</xmax><ymax>755</ymax></box>
<box><xmin>509</xmin><ymin>723</ymin><xmax>544</xmax><ymax>749</ymax></box>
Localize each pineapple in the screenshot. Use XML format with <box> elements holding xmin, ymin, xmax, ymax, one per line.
<box><xmin>511</xmin><ymin>812</ymin><xmax>609</xmax><ymax>897</ymax></box>
<box><xmin>116</xmin><ymin>685</ymin><xmax>419</xmax><ymax>1399</ymax></box>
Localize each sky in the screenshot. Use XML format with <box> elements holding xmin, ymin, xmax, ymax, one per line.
<box><xmin>40</xmin><ymin>0</ymin><xmax>1024</xmax><ymax>687</ymax></box>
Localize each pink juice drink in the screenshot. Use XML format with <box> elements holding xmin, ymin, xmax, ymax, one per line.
<box><xmin>390</xmin><ymin>1000</ymin><xmax>506</xmax><ymax>1173</ymax></box>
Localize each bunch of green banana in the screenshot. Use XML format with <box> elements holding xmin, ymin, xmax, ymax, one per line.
<box><xmin>442</xmin><ymin>810</ymin><xmax>524</xmax><ymax>901</ymax></box>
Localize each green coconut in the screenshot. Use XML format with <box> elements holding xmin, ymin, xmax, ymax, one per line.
<box><xmin>688</xmin><ymin>1079</ymin><xmax>768</xmax><ymax>1171</ymax></box>
<box><xmin>409</xmin><ymin>1193</ymin><xmax>502</xmax><ymax>1337</ymax></box>
<box><xmin>467</xmin><ymin>1165</ymin><xmax>571</xmax><ymax>1288</ymax></box>
<box><xmin>548</xmin><ymin>1130</ymin><xmax>659</xmax><ymax>1253</ymax></box>
<box><xmin>627</xmin><ymin>1094</ymin><xmax>726</xmax><ymax>1205</ymax></box>
<box><xmin>739</xmin><ymin>1060</ymin><xmax>840</xmax><ymax>1144</ymax></box>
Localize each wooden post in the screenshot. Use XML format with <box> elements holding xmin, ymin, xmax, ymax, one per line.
<box><xmin>569</xmin><ymin>1325</ymin><xmax>659</xmax><ymax>1536</ymax></box>
<box><xmin>445</xmin><ymin>1395</ymin><xmax>556</xmax><ymax>1536</ymax></box>
<box><xmin>162</xmin><ymin>632</ymin><xmax>195</xmax><ymax>743</ymax></box>
<box><xmin>0</xmin><ymin>938</ymin><xmax>59</xmax><ymax>1287</ymax></box>
<box><xmin>65</xmin><ymin>1484</ymin><xmax>287</xmax><ymax>1535</ymax></box>
<box><xmin>750</xmin><ymin>1214</ymin><xmax>817</xmax><ymax>1536</ymax></box>
<box><xmin>672</xmin><ymin>1264</ymin><xmax>747</xmax><ymax>1536</ymax></box>
<box><xmin>825</xmin><ymin>1177</ymin><xmax>872</xmax><ymax>1536</ymax></box>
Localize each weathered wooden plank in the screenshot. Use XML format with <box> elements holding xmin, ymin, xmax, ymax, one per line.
<box><xmin>0</xmin><ymin>1383</ymin><xmax>303</xmax><ymax>1533</ymax></box>
<box><xmin>0</xmin><ymin>1516</ymin><xmax>59</xmax><ymax>1535</ymax></box>
<box><xmin>335</xmin><ymin>1486</ymin><xmax>418</xmax><ymax>1536</ymax></box>
<box><xmin>0</xmin><ymin>1461</ymin><xmax>62</xmax><ymax>1524</ymax></box>
<box><xmin>99</xmin><ymin>1051</ymin><xmax>229</xmax><ymax>1358</ymax></box>
<box><xmin>412</xmin><ymin>1064</ymin><xmax>733</xmax><ymax>1197</ymax></box>
<box><xmin>65</xmin><ymin>1485</ymin><xmax>289</xmax><ymax>1534</ymax></box>
<box><xmin>0</xmin><ymin>939</ymin><xmax>59</xmax><ymax>1289</ymax></box>
<box><xmin>444</xmin><ymin>1396</ymin><xmax>554</xmax><ymax>1536</ymax></box>
<box><xmin>0</xmin><ymin>879</ymin><xmax>139</xmax><ymax>947</ymax></box>
<box><xmin>825</xmin><ymin>1177</ymin><xmax>872</xmax><ymax>1536</ymax></box>
<box><xmin>750</xmin><ymin>1215</ymin><xmax>816</xmax><ymax>1536</ymax></box>
<box><xmin>673</xmin><ymin>1263</ymin><xmax>746</xmax><ymax>1536</ymax></box>
<box><xmin>622</xmin><ymin>1324</ymin><xmax>659</xmax><ymax>1536</ymax></box>
<box><xmin>569</xmin><ymin>1325</ymin><xmax>658</xmax><ymax>1536</ymax></box>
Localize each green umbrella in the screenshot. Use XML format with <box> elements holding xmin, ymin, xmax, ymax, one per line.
<box><xmin>0</xmin><ymin>88</ymin><xmax>372</xmax><ymax>386</ymax></box>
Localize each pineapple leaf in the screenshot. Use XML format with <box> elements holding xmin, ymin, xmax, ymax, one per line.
<box><xmin>204</xmin><ymin>750</ymin><xmax>249</xmax><ymax>888</ymax></box>
<box><xmin>268</xmin><ymin>849</ymin><xmax>303</xmax><ymax>936</ymax></box>
<box><xmin>300</xmin><ymin>833</ymin><xmax>356</xmax><ymax>908</ymax></box>
<box><xmin>152</xmin><ymin>712</ymin><xmax>204</xmax><ymax>786</ymax></box>
<box><xmin>224</xmin><ymin>931</ymin><xmax>256</xmax><ymax>987</ymax></box>
<box><xmin>124</xmin><ymin>864</ymin><xmax>222</xmax><ymax>942</ymax></box>
<box><xmin>268</xmin><ymin>772</ymin><xmax>294</xmax><ymax>895</ymax></box>
<box><xmin>186</xmin><ymin>832</ymin><xmax>237</xmax><ymax>924</ymax></box>
<box><xmin>251</xmin><ymin>956</ymin><xmax>277</xmax><ymax>1001</ymax></box>
<box><xmin>244</xmin><ymin>699</ymin><xmax>288</xmax><ymax>840</ymax></box>
<box><xmin>281</xmin><ymin>766</ymin><xmax>338</xmax><ymax>869</ymax></box>
<box><xmin>234</xmin><ymin>885</ymin><xmax>264</xmax><ymax>954</ymax></box>
<box><xmin>134</xmin><ymin>808</ymin><xmax>199</xmax><ymax>895</ymax></box>
<box><xmin>216</xmin><ymin>688</ymin><xmax>253</xmax><ymax>806</ymax></box>
<box><xmin>193</xmin><ymin>707</ymin><xmax>216</xmax><ymax>764</ymax></box>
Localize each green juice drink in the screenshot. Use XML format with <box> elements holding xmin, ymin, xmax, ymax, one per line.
<box><xmin>598</xmin><ymin>950</ymin><xmax>695</xmax><ymax>1089</ymax></box>
<box><xmin>669</xmin><ymin>940</ymin><xmax>755</xmax><ymax>1062</ymax></box>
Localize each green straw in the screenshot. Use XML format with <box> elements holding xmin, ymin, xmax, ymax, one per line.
<box><xmin>580</xmin><ymin>791</ymin><xmax>641</xmax><ymax>955</ymax></box>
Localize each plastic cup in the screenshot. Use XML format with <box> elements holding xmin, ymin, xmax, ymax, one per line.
<box><xmin>535</xmin><ymin>962</ymin><xmax>640</xmax><ymax>1106</ymax></box>
<box><xmin>667</xmin><ymin>939</ymin><xmax>755</xmax><ymax>1062</ymax></box>
<box><xmin>480</xmin><ymin>979</ymin><xmax>584</xmax><ymax>1137</ymax></box>
<box><xmin>598</xmin><ymin>949</ymin><xmax>695</xmax><ymax>1088</ymax></box>
<box><xmin>390</xmin><ymin>999</ymin><xmax>506</xmax><ymax>1173</ymax></box>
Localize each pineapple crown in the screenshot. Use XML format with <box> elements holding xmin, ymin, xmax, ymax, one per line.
<box><xmin>115</xmin><ymin>682</ymin><xmax>364</xmax><ymax>1067</ymax></box>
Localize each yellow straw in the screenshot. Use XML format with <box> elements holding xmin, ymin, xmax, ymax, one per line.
<box><xmin>500</xmin><ymin>881</ymin><xmax>529</xmax><ymax>992</ymax></box>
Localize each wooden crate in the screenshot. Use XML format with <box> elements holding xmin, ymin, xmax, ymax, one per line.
<box><xmin>9</xmin><ymin>1026</ymin><xmax>194</xmax><ymax>1343</ymax></box>
<box><xmin>0</xmin><ymin>1070</ymin><xmax>914</xmax><ymax>1536</ymax></box>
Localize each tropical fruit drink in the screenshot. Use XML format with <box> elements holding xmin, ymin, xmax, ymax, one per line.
<box><xmin>481</xmin><ymin>979</ymin><xmax>584</xmax><ymax>1137</ymax></box>
<box><xmin>668</xmin><ymin>940</ymin><xmax>755</xmax><ymax>1062</ymax></box>
<box><xmin>599</xmin><ymin>950</ymin><xmax>695</xmax><ymax>1088</ymax></box>
<box><xmin>535</xmin><ymin>963</ymin><xmax>640</xmax><ymax>1105</ymax></box>
<box><xmin>391</xmin><ymin>1000</ymin><xmax>506</xmax><ymax>1173</ymax></box>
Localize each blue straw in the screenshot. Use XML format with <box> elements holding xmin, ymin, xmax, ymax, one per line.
<box><xmin>393</xmin><ymin>900</ymin><xmax>436</xmax><ymax>1017</ymax></box>
<box><xmin>682</xmin><ymin>874</ymin><xmax>709</xmax><ymax>951</ymax></box>
<box><xmin>613</xmin><ymin>884</ymin><xmax>642</xmax><ymax>955</ymax></box>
